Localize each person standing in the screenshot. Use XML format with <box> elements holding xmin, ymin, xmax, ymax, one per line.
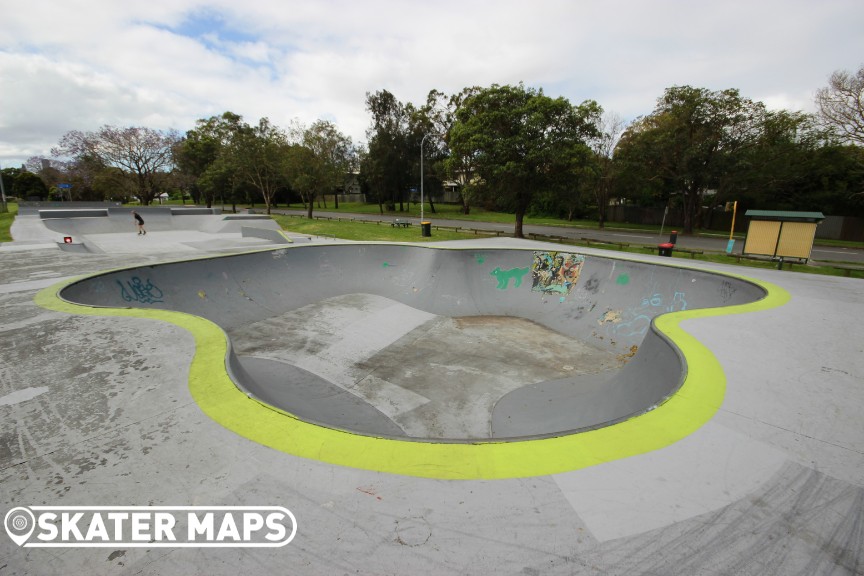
<box><xmin>132</xmin><ymin>211</ymin><xmax>146</xmax><ymax>235</ymax></box>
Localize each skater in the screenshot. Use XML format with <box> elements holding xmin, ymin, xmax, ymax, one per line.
<box><xmin>132</xmin><ymin>211</ymin><xmax>146</xmax><ymax>235</ymax></box>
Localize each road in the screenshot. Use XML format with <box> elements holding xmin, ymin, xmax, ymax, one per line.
<box><xmin>269</xmin><ymin>208</ymin><xmax>864</xmax><ymax>265</ymax></box>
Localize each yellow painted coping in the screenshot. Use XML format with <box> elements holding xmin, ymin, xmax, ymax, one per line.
<box><xmin>35</xmin><ymin>250</ymin><xmax>790</xmax><ymax>480</ymax></box>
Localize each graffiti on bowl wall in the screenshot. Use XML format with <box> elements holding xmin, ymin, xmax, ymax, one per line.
<box><xmin>531</xmin><ymin>252</ymin><xmax>586</xmax><ymax>295</ymax></box>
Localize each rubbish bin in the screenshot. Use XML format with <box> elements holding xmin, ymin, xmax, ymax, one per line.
<box><xmin>658</xmin><ymin>242</ymin><xmax>674</xmax><ymax>257</ymax></box>
<box><xmin>421</xmin><ymin>221</ymin><xmax>431</xmax><ymax>237</ymax></box>
<box><xmin>669</xmin><ymin>230</ymin><xmax>678</xmax><ymax>245</ymax></box>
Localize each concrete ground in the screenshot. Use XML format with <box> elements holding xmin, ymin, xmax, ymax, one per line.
<box><xmin>0</xmin><ymin>227</ymin><xmax>862</xmax><ymax>575</ymax></box>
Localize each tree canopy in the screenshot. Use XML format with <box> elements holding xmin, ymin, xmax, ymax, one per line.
<box><xmin>615</xmin><ymin>86</ymin><xmax>769</xmax><ymax>233</ymax></box>
<box><xmin>448</xmin><ymin>83</ymin><xmax>601</xmax><ymax>237</ymax></box>
<box><xmin>816</xmin><ymin>64</ymin><xmax>864</xmax><ymax>146</ymax></box>
<box><xmin>286</xmin><ymin>120</ymin><xmax>353</xmax><ymax>218</ymax></box>
<box><xmin>22</xmin><ymin>71</ymin><xmax>864</xmax><ymax>227</ymax></box>
<box><xmin>52</xmin><ymin>126</ymin><xmax>179</xmax><ymax>205</ymax></box>
<box><xmin>174</xmin><ymin>112</ymin><xmax>245</xmax><ymax>207</ymax></box>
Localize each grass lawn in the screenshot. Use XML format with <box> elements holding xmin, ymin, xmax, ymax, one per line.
<box><xmin>271</xmin><ymin>214</ymin><xmax>479</xmax><ymax>242</ymax></box>
<box><xmin>283</xmin><ymin>201</ymin><xmax>649</xmax><ymax>231</ymax></box>
<box><xmin>0</xmin><ymin>203</ymin><xmax>18</xmax><ymax>242</ymax></box>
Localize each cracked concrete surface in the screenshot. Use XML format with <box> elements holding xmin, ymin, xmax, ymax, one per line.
<box><xmin>1</xmin><ymin>236</ymin><xmax>862</xmax><ymax>575</ymax></box>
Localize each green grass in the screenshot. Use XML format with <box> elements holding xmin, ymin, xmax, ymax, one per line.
<box><xmin>277</xmin><ymin>201</ymin><xmax>754</xmax><ymax>238</ymax></box>
<box><xmin>287</xmin><ymin>201</ymin><xmax>634</xmax><ymax>229</ymax></box>
<box><xmin>0</xmin><ymin>202</ymin><xmax>18</xmax><ymax>242</ymax></box>
<box><xmin>271</xmin><ymin>214</ymin><xmax>479</xmax><ymax>242</ymax></box>
<box><xmin>282</xmin><ymin>201</ymin><xmax>864</xmax><ymax>248</ymax></box>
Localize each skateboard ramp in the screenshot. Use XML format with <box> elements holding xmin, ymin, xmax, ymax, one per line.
<box><xmin>12</xmin><ymin>206</ymin><xmax>291</xmax><ymax>252</ymax></box>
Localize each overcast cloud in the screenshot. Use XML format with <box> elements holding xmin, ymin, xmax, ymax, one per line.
<box><xmin>1</xmin><ymin>0</ymin><xmax>862</xmax><ymax>167</ymax></box>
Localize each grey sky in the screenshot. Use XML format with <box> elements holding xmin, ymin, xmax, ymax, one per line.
<box><xmin>1</xmin><ymin>0</ymin><xmax>862</xmax><ymax>168</ymax></box>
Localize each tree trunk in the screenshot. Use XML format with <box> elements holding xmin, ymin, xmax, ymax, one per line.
<box><xmin>428</xmin><ymin>196</ymin><xmax>436</xmax><ymax>214</ymax></box>
<box><xmin>334</xmin><ymin>193</ymin><xmax>339</xmax><ymax>209</ymax></box>
<box><xmin>682</xmin><ymin>184</ymin><xmax>699</xmax><ymax>235</ymax></box>
<box><xmin>514</xmin><ymin>208</ymin><xmax>525</xmax><ymax>239</ymax></box>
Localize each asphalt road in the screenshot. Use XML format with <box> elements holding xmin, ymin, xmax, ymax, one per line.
<box><xmin>269</xmin><ymin>208</ymin><xmax>864</xmax><ymax>265</ymax></box>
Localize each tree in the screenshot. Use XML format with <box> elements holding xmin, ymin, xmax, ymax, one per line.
<box><xmin>23</xmin><ymin>156</ymin><xmax>117</xmax><ymax>201</ymax></box>
<box><xmin>1</xmin><ymin>167</ymin><xmax>23</xmax><ymax>202</ymax></box>
<box><xmin>12</xmin><ymin>171</ymin><xmax>48</xmax><ymax>199</ymax></box>
<box><xmin>92</xmin><ymin>166</ymin><xmax>136</xmax><ymax>202</ymax></box>
<box><xmin>430</xmin><ymin>88</ymin><xmax>481</xmax><ymax>214</ymax></box>
<box><xmin>717</xmin><ymin>110</ymin><xmax>825</xmax><ymax>211</ymax></box>
<box><xmin>815</xmin><ymin>65</ymin><xmax>864</xmax><ymax>146</ymax></box>
<box><xmin>174</xmin><ymin>112</ymin><xmax>245</xmax><ymax>207</ymax></box>
<box><xmin>286</xmin><ymin>120</ymin><xmax>353</xmax><ymax>219</ymax></box>
<box><xmin>587</xmin><ymin>112</ymin><xmax>626</xmax><ymax>228</ymax></box>
<box><xmin>614</xmin><ymin>86</ymin><xmax>764</xmax><ymax>234</ymax></box>
<box><xmin>52</xmin><ymin>126</ymin><xmax>179</xmax><ymax>205</ymax></box>
<box><xmin>230</xmin><ymin>118</ymin><xmax>289</xmax><ymax>214</ymax></box>
<box><xmin>448</xmin><ymin>83</ymin><xmax>600</xmax><ymax>238</ymax></box>
<box><xmin>362</xmin><ymin>90</ymin><xmax>416</xmax><ymax>213</ymax></box>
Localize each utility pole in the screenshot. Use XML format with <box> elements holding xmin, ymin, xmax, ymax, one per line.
<box><xmin>420</xmin><ymin>133</ymin><xmax>428</xmax><ymax>223</ymax></box>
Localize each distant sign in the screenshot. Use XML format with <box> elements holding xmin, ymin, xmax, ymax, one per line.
<box><xmin>58</xmin><ymin>183</ymin><xmax>72</xmax><ymax>189</ymax></box>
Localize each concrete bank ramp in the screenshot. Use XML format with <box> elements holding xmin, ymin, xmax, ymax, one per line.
<box><xmin>59</xmin><ymin>244</ymin><xmax>765</xmax><ymax>441</ymax></box>
<box><xmin>13</xmin><ymin>206</ymin><xmax>291</xmax><ymax>252</ymax></box>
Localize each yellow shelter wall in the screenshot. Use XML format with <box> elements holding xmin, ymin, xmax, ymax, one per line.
<box><xmin>744</xmin><ymin>221</ymin><xmax>781</xmax><ymax>256</ymax></box>
<box><xmin>776</xmin><ymin>222</ymin><xmax>817</xmax><ymax>258</ymax></box>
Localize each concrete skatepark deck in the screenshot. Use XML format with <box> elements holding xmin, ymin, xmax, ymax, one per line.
<box><xmin>0</xmin><ymin>226</ymin><xmax>862</xmax><ymax>574</ymax></box>
<box><xmin>9</xmin><ymin>205</ymin><xmax>300</xmax><ymax>253</ymax></box>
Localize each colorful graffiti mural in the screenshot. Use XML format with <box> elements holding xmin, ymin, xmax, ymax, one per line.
<box><xmin>531</xmin><ymin>252</ymin><xmax>586</xmax><ymax>295</ymax></box>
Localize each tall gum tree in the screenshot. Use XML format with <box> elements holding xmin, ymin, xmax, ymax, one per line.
<box><xmin>448</xmin><ymin>83</ymin><xmax>600</xmax><ymax>238</ymax></box>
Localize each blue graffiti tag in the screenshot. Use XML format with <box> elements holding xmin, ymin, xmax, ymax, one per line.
<box><xmin>607</xmin><ymin>291</ymin><xmax>688</xmax><ymax>339</ymax></box>
<box><xmin>117</xmin><ymin>277</ymin><xmax>164</xmax><ymax>304</ymax></box>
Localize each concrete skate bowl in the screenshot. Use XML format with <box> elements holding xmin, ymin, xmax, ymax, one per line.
<box><xmin>46</xmin><ymin>243</ymin><xmax>788</xmax><ymax>479</ymax></box>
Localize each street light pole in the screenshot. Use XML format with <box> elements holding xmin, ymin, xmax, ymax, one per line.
<box><xmin>420</xmin><ymin>133</ymin><xmax>428</xmax><ymax>223</ymax></box>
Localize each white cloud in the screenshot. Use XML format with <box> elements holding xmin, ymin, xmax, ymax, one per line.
<box><xmin>2</xmin><ymin>0</ymin><xmax>863</xmax><ymax>167</ymax></box>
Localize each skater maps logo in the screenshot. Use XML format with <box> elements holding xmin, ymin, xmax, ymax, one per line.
<box><xmin>4</xmin><ymin>506</ymin><xmax>296</xmax><ymax>548</ymax></box>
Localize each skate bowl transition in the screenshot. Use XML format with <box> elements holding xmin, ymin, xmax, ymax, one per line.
<box><xmin>44</xmin><ymin>243</ymin><xmax>788</xmax><ymax>479</ymax></box>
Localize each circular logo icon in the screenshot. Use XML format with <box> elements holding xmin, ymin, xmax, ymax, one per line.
<box><xmin>4</xmin><ymin>507</ymin><xmax>35</xmax><ymax>546</ymax></box>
